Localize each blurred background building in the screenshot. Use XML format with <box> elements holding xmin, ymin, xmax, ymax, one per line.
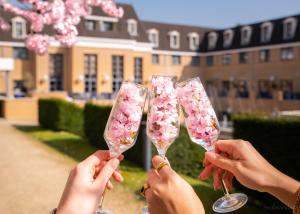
<box><xmin>0</xmin><ymin>3</ymin><xmax>299</xmax><ymax>122</ymax></box>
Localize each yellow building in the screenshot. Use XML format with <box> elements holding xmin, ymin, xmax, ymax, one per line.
<box><xmin>0</xmin><ymin>4</ymin><xmax>300</xmax><ymax>121</ymax></box>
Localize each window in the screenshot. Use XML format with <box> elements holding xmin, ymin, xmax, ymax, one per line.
<box><xmin>84</xmin><ymin>54</ymin><xmax>97</xmax><ymax>96</ymax></box>
<box><xmin>283</xmin><ymin>18</ymin><xmax>297</xmax><ymax>40</ymax></box>
<box><xmin>281</xmin><ymin>48</ymin><xmax>294</xmax><ymax>60</ymax></box>
<box><xmin>241</xmin><ymin>26</ymin><xmax>252</xmax><ymax>46</ymax></box>
<box><xmin>127</xmin><ymin>19</ymin><xmax>137</xmax><ymax>36</ymax></box>
<box><xmin>259</xmin><ymin>49</ymin><xmax>270</xmax><ymax>62</ymax></box>
<box><xmin>206</xmin><ymin>56</ymin><xmax>214</xmax><ymax>66</ymax></box>
<box><xmin>188</xmin><ymin>32</ymin><xmax>200</xmax><ymax>50</ymax></box>
<box><xmin>257</xmin><ymin>80</ymin><xmax>273</xmax><ymax>99</ymax></box>
<box><xmin>85</xmin><ymin>20</ymin><xmax>96</xmax><ymax>31</ymax></box>
<box><xmin>112</xmin><ymin>56</ymin><xmax>124</xmax><ymax>93</ymax></box>
<box><xmin>208</xmin><ymin>32</ymin><xmax>218</xmax><ymax>50</ymax></box>
<box><xmin>219</xmin><ymin>81</ymin><xmax>230</xmax><ymax>97</ymax></box>
<box><xmin>280</xmin><ymin>80</ymin><xmax>294</xmax><ymax>100</ymax></box>
<box><xmin>239</xmin><ymin>52</ymin><xmax>249</xmax><ymax>64</ymax></box>
<box><xmin>235</xmin><ymin>80</ymin><xmax>249</xmax><ymax>98</ymax></box>
<box><xmin>223</xmin><ymin>29</ymin><xmax>234</xmax><ymax>48</ymax></box>
<box><xmin>223</xmin><ymin>53</ymin><xmax>232</xmax><ymax>65</ymax></box>
<box><xmin>49</xmin><ymin>54</ymin><xmax>63</xmax><ymax>91</ymax></box>
<box><xmin>261</xmin><ymin>22</ymin><xmax>273</xmax><ymax>43</ymax></box>
<box><xmin>148</xmin><ymin>29</ymin><xmax>159</xmax><ymax>47</ymax></box>
<box><xmin>12</xmin><ymin>17</ymin><xmax>26</xmax><ymax>39</ymax></box>
<box><xmin>172</xmin><ymin>55</ymin><xmax>181</xmax><ymax>65</ymax></box>
<box><xmin>134</xmin><ymin>58</ymin><xmax>143</xmax><ymax>84</ymax></box>
<box><xmin>191</xmin><ymin>56</ymin><xmax>200</xmax><ymax>66</ymax></box>
<box><xmin>168</xmin><ymin>31</ymin><xmax>180</xmax><ymax>49</ymax></box>
<box><xmin>100</xmin><ymin>21</ymin><xmax>114</xmax><ymax>32</ymax></box>
<box><xmin>13</xmin><ymin>47</ymin><xmax>28</xmax><ymax>60</ymax></box>
<box><xmin>152</xmin><ymin>54</ymin><xmax>159</xmax><ymax>64</ymax></box>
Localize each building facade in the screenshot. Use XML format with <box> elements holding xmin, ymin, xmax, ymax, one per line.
<box><xmin>0</xmin><ymin>4</ymin><xmax>300</xmax><ymax>116</ymax></box>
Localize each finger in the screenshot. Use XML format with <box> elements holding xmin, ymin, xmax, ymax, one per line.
<box><xmin>224</xmin><ymin>172</ymin><xmax>234</xmax><ymax>191</ymax></box>
<box><xmin>84</xmin><ymin>150</ymin><xmax>111</xmax><ymax>167</ymax></box>
<box><xmin>144</xmin><ymin>188</ymin><xmax>154</xmax><ymax>202</ymax></box>
<box><xmin>205</xmin><ymin>152</ymin><xmax>238</xmax><ymax>173</ymax></box>
<box><xmin>95</xmin><ymin>158</ymin><xmax>120</xmax><ymax>189</ymax></box>
<box><xmin>213</xmin><ymin>169</ymin><xmax>222</xmax><ymax>191</ymax></box>
<box><xmin>198</xmin><ymin>164</ymin><xmax>214</xmax><ymax>180</ymax></box>
<box><xmin>214</xmin><ymin>140</ymin><xmax>240</xmax><ymax>155</ymax></box>
<box><xmin>106</xmin><ymin>180</ymin><xmax>113</xmax><ymax>190</ymax></box>
<box><xmin>152</xmin><ymin>156</ymin><xmax>173</xmax><ymax>179</ymax></box>
<box><xmin>146</xmin><ymin>169</ymin><xmax>160</xmax><ymax>187</ymax></box>
<box><xmin>112</xmin><ymin>171</ymin><xmax>123</xmax><ymax>183</ymax></box>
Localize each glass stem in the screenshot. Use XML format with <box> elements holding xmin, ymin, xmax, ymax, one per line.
<box><xmin>99</xmin><ymin>188</ymin><xmax>107</xmax><ymax>209</ymax></box>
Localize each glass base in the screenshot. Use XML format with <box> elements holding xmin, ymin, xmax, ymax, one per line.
<box><xmin>96</xmin><ymin>208</ymin><xmax>114</xmax><ymax>214</ymax></box>
<box><xmin>141</xmin><ymin>206</ymin><xmax>150</xmax><ymax>214</ymax></box>
<box><xmin>212</xmin><ymin>193</ymin><xmax>248</xmax><ymax>213</ymax></box>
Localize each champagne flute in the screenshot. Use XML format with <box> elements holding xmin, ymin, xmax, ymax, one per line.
<box><xmin>142</xmin><ymin>75</ymin><xmax>180</xmax><ymax>214</ymax></box>
<box><xmin>177</xmin><ymin>77</ymin><xmax>248</xmax><ymax>213</ymax></box>
<box><xmin>97</xmin><ymin>82</ymin><xmax>147</xmax><ymax>214</ymax></box>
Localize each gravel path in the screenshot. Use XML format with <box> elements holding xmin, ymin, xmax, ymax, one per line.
<box><xmin>0</xmin><ymin>119</ymin><xmax>145</xmax><ymax>214</ymax></box>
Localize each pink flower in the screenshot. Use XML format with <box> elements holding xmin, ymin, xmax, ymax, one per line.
<box><xmin>147</xmin><ymin>76</ymin><xmax>180</xmax><ymax>151</ymax></box>
<box><xmin>25</xmin><ymin>34</ymin><xmax>49</xmax><ymax>55</ymax></box>
<box><xmin>177</xmin><ymin>78</ymin><xmax>220</xmax><ymax>150</ymax></box>
<box><xmin>0</xmin><ymin>17</ymin><xmax>10</xmax><ymax>31</ymax></box>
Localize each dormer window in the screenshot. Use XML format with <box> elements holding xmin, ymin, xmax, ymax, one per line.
<box><xmin>208</xmin><ymin>32</ymin><xmax>218</xmax><ymax>50</ymax></box>
<box><xmin>261</xmin><ymin>22</ymin><xmax>273</xmax><ymax>43</ymax></box>
<box><xmin>188</xmin><ymin>32</ymin><xmax>200</xmax><ymax>50</ymax></box>
<box><xmin>127</xmin><ymin>19</ymin><xmax>138</xmax><ymax>36</ymax></box>
<box><xmin>283</xmin><ymin>17</ymin><xmax>297</xmax><ymax>40</ymax></box>
<box><xmin>223</xmin><ymin>29</ymin><xmax>234</xmax><ymax>48</ymax></box>
<box><xmin>147</xmin><ymin>29</ymin><xmax>159</xmax><ymax>47</ymax></box>
<box><xmin>12</xmin><ymin>16</ymin><xmax>26</xmax><ymax>39</ymax></box>
<box><xmin>168</xmin><ymin>31</ymin><xmax>180</xmax><ymax>49</ymax></box>
<box><xmin>241</xmin><ymin>26</ymin><xmax>252</xmax><ymax>46</ymax></box>
<box><xmin>100</xmin><ymin>21</ymin><xmax>114</xmax><ymax>32</ymax></box>
<box><xmin>85</xmin><ymin>20</ymin><xmax>96</xmax><ymax>31</ymax></box>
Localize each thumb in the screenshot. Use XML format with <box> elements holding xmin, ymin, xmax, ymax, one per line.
<box><xmin>205</xmin><ymin>152</ymin><xmax>237</xmax><ymax>173</ymax></box>
<box><xmin>95</xmin><ymin>158</ymin><xmax>120</xmax><ymax>189</ymax></box>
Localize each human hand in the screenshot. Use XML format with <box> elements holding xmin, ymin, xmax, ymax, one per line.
<box><xmin>145</xmin><ymin>156</ymin><xmax>204</xmax><ymax>214</ymax></box>
<box><xmin>199</xmin><ymin>140</ymin><xmax>282</xmax><ymax>193</ymax></box>
<box><xmin>56</xmin><ymin>150</ymin><xmax>124</xmax><ymax>214</ymax></box>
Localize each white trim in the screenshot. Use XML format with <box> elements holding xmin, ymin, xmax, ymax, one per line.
<box><xmin>188</xmin><ymin>32</ymin><xmax>200</xmax><ymax>51</ymax></box>
<box><xmin>12</xmin><ymin>16</ymin><xmax>27</xmax><ymax>39</ymax></box>
<box><xmin>223</xmin><ymin>29</ymin><xmax>234</xmax><ymax>48</ymax></box>
<box><xmin>152</xmin><ymin>50</ymin><xmax>200</xmax><ymax>56</ymax></box>
<box><xmin>261</xmin><ymin>22</ymin><xmax>273</xmax><ymax>43</ymax></box>
<box><xmin>147</xmin><ymin>29</ymin><xmax>159</xmax><ymax>47</ymax></box>
<box><xmin>85</xmin><ymin>15</ymin><xmax>118</xmax><ymax>22</ymax></box>
<box><xmin>283</xmin><ymin>17</ymin><xmax>298</xmax><ymax>40</ymax></box>
<box><xmin>168</xmin><ymin>30</ymin><xmax>180</xmax><ymax>49</ymax></box>
<box><xmin>0</xmin><ymin>41</ymin><xmax>26</xmax><ymax>47</ymax></box>
<box><xmin>208</xmin><ymin>32</ymin><xmax>218</xmax><ymax>50</ymax></box>
<box><xmin>127</xmin><ymin>19</ymin><xmax>138</xmax><ymax>36</ymax></box>
<box><xmin>241</xmin><ymin>26</ymin><xmax>252</xmax><ymax>46</ymax></box>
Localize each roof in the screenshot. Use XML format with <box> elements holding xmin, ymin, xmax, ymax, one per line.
<box><xmin>200</xmin><ymin>14</ymin><xmax>300</xmax><ymax>52</ymax></box>
<box><xmin>142</xmin><ymin>21</ymin><xmax>213</xmax><ymax>52</ymax></box>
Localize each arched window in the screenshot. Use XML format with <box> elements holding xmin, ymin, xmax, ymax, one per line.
<box><xmin>223</xmin><ymin>29</ymin><xmax>234</xmax><ymax>48</ymax></box>
<box><xmin>127</xmin><ymin>19</ymin><xmax>138</xmax><ymax>36</ymax></box>
<box><xmin>188</xmin><ymin>32</ymin><xmax>200</xmax><ymax>50</ymax></box>
<box><xmin>168</xmin><ymin>31</ymin><xmax>180</xmax><ymax>49</ymax></box>
<box><xmin>12</xmin><ymin>16</ymin><xmax>26</xmax><ymax>39</ymax></box>
<box><xmin>240</xmin><ymin>26</ymin><xmax>252</xmax><ymax>46</ymax></box>
<box><xmin>147</xmin><ymin>29</ymin><xmax>159</xmax><ymax>47</ymax></box>
<box><xmin>283</xmin><ymin>17</ymin><xmax>298</xmax><ymax>40</ymax></box>
<box><xmin>208</xmin><ymin>32</ymin><xmax>218</xmax><ymax>50</ymax></box>
<box><xmin>261</xmin><ymin>22</ymin><xmax>273</xmax><ymax>43</ymax></box>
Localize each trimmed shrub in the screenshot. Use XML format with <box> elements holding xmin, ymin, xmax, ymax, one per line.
<box><xmin>83</xmin><ymin>103</ymin><xmax>111</xmax><ymax>149</ymax></box>
<box><xmin>233</xmin><ymin>114</ymin><xmax>300</xmax><ymax>209</ymax></box>
<box><xmin>38</xmin><ymin>99</ymin><xmax>84</xmax><ymax>136</ymax></box>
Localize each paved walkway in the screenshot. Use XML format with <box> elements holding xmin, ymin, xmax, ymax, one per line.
<box><xmin>0</xmin><ymin>119</ymin><xmax>145</xmax><ymax>214</ymax></box>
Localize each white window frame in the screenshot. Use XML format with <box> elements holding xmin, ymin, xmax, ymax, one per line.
<box><xmin>261</xmin><ymin>22</ymin><xmax>273</xmax><ymax>43</ymax></box>
<box><xmin>283</xmin><ymin>17</ymin><xmax>298</xmax><ymax>40</ymax></box>
<box><xmin>127</xmin><ymin>19</ymin><xmax>138</xmax><ymax>36</ymax></box>
<box><xmin>241</xmin><ymin>26</ymin><xmax>252</xmax><ymax>46</ymax></box>
<box><xmin>12</xmin><ymin>16</ymin><xmax>26</xmax><ymax>39</ymax></box>
<box><xmin>188</xmin><ymin>32</ymin><xmax>200</xmax><ymax>51</ymax></box>
<box><xmin>208</xmin><ymin>32</ymin><xmax>218</xmax><ymax>50</ymax></box>
<box><xmin>147</xmin><ymin>29</ymin><xmax>159</xmax><ymax>47</ymax></box>
<box><xmin>168</xmin><ymin>31</ymin><xmax>180</xmax><ymax>49</ymax></box>
<box><xmin>223</xmin><ymin>29</ymin><xmax>234</xmax><ymax>48</ymax></box>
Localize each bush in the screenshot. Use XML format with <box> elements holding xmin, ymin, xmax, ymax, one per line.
<box><xmin>83</xmin><ymin>103</ymin><xmax>111</xmax><ymax>149</ymax></box>
<box><xmin>38</xmin><ymin>99</ymin><xmax>84</xmax><ymax>136</ymax></box>
<box><xmin>233</xmin><ymin>114</ymin><xmax>300</xmax><ymax>209</ymax></box>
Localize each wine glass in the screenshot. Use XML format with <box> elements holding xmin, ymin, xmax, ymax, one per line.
<box><xmin>97</xmin><ymin>82</ymin><xmax>147</xmax><ymax>214</ymax></box>
<box><xmin>142</xmin><ymin>75</ymin><xmax>180</xmax><ymax>214</ymax></box>
<box><xmin>177</xmin><ymin>77</ymin><xmax>248</xmax><ymax>213</ymax></box>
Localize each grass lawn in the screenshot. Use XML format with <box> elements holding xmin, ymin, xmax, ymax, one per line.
<box><xmin>16</xmin><ymin>125</ymin><xmax>265</xmax><ymax>214</ymax></box>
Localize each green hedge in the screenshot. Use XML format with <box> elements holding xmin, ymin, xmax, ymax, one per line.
<box><xmin>83</xmin><ymin>103</ymin><xmax>111</xmax><ymax>149</ymax></box>
<box><xmin>233</xmin><ymin>114</ymin><xmax>300</xmax><ymax>209</ymax></box>
<box><xmin>38</xmin><ymin>99</ymin><xmax>84</xmax><ymax>136</ymax></box>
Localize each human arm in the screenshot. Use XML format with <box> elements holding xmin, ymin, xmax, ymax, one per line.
<box><xmin>145</xmin><ymin>156</ymin><xmax>205</xmax><ymax>214</ymax></box>
<box><xmin>199</xmin><ymin>140</ymin><xmax>300</xmax><ymax>209</ymax></box>
<box><xmin>56</xmin><ymin>150</ymin><xmax>124</xmax><ymax>214</ymax></box>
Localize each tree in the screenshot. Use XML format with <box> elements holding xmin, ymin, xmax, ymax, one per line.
<box><xmin>0</xmin><ymin>0</ymin><xmax>123</xmax><ymax>55</ymax></box>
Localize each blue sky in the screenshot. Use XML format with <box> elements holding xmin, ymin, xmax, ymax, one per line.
<box><xmin>116</xmin><ymin>0</ymin><xmax>300</xmax><ymax>29</ymax></box>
